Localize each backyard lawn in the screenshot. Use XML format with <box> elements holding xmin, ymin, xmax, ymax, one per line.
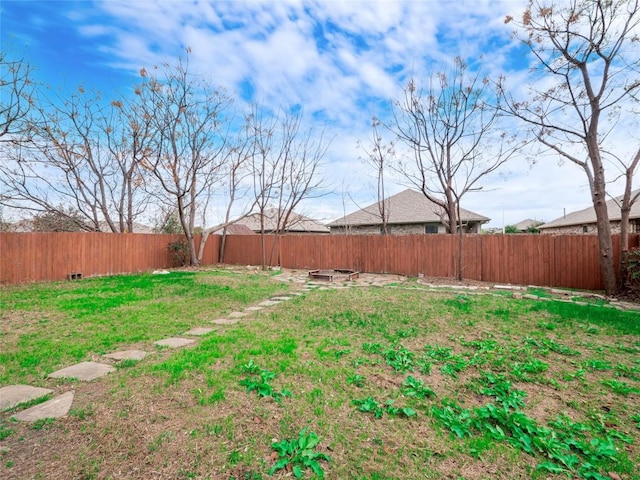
<box><xmin>1</xmin><ymin>268</ymin><xmax>639</xmax><ymax>479</ymax></box>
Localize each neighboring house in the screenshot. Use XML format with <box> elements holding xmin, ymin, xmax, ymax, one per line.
<box><xmin>236</xmin><ymin>208</ymin><xmax>330</xmax><ymax>234</ymax></box>
<box><xmin>210</xmin><ymin>224</ymin><xmax>256</xmax><ymax>235</ymax></box>
<box><xmin>327</xmin><ymin>189</ymin><xmax>490</xmax><ymax>235</ymax></box>
<box><xmin>539</xmin><ymin>192</ymin><xmax>640</xmax><ymax>234</ymax></box>
<box><xmin>512</xmin><ymin>219</ymin><xmax>544</xmax><ymax>233</ymax></box>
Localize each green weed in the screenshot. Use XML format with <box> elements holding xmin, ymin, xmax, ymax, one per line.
<box><xmin>601</xmin><ymin>379</ymin><xmax>640</xmax><ymax>396</ymax></box>
<box><xmin>31</xmin><ymin>418</ymin><xmax>55</xmax><ymax>430</ymax></box>
<box><xmin>346</xmin><ymin>374</ymin><xmax>365</xmax><ymax>387</ymax></box>
<box><xmin>238</xmin><ymin>360</ymin><xmax>292</xmax><ymax>403</ymax></box>
<box><xmin>352</xmin><ymin>397</ymin><xmax>416</xmax><ymax>419</ymax></box>
<box><xmin>0</xmin><ymin>422</ymin><xmax>15</xmax><ymax>440</ymax></box>
<box><xmin>269</xmin><ymin>428</ymin><xmax>330</xmax><ymax>478</ymax></box>
<box><xmin>402</xmin><ymin>375</ymin><xmax>435</xmax><ymax>400</ymax></box>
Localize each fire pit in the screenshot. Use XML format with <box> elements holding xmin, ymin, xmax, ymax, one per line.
<box><xmin>308</xmin><ymin>269</ymin><xmax>359</xmax><ymax>282</ymax></box>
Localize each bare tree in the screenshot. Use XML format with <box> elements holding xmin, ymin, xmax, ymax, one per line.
<box><xmin>392</xmin><ymin>57</ymin><xmax>517</xmax><ymax>280</ymax></box>
<box><xmin>248</xmin><ymin>106</ymin><xmax>328</xmax><ymax>268</ymax></box>
<box><xmin>0</xmin><ymin>87</ymin><xmax>151</xmax><ymax>232</ymax></box>
<box><xmin>358</xmin><ymin>117</ymin><xmax>394</xmax><ymax>234</ymax></box>
<box><xmin>1</xmin><ymin>51</ymin><xmax>35</xmax><ymax>142</ymax></box>
<box><xmin>137</xmin><ymin>55</ymin><xmax>232</xmax><ymax>266</ymax></box>
<box><xmin>503</xmin><ymin>0</ymin><xmax>640</xmax><ymax>295</ymax></box>
<box><xmin>202</xmin><ymin>126</ymin><xmax>255</xmax><ymax>263</ymax></box>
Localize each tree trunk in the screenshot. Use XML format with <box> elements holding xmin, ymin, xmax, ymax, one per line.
<box><xmin>197</xmin><ymin>230</ymin><xmax>210</xmax><ymax>265</ymax></box>
<box><xmin>219</xmin><ymin>228</ymin><xmax>228</xmax><ymax>264</ymax></box>
<box><xmin>592</xmin><ymin>183</ymin><xmax>617</xmax><ymax>295</ymax></box>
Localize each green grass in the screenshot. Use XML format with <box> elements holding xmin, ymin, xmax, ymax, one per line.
<box><xmin>0</xmin><ymin>268</ymin><xmax>290</xmax><ymax>385</ymax></box>
<box><xmin>1</xmin><ymin>271</ymin><xmax>639</xmax><ymax>479</ymax></box>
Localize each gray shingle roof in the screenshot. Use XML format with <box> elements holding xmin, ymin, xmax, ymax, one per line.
<box><xmin>539</xmin><ymin>191</ymin><xmax>640</xmax><ymax>229</ymax></box>
<box><xmin>210</xmin><ymin>224</ymin><xmax>256</xmax><ymax>235</ymax></box>
<box><xmin>513</xmin><ymin>219</ymin><xmax>544</xmax><ymax>231</ymax></box>
<box><xmin>238</xmin><ymin>208</ymin><xmax>330</xmax><ymax>233</ymax></box>
<box><xmin>327</xmin><ymin>189</ymin><xmax>490</xmax><ymax>227</ymax></box>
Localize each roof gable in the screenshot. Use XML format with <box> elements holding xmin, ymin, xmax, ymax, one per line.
<box><xmin>327</xmin><ymin>189</ymin><xmax>490</xmax><ymax>227</ymax></box>
<box><xmin>540</xmin><ymin>190</ymin><xmax>640</xmax><ymax>229</ymax></box>
<box><xmin>237</xmin><ymin>208</ymin><xmax>330</xmax><ymax>233</ymax></box>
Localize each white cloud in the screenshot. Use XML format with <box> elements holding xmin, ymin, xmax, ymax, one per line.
<box><xmin>8</xmin><ymin>0</ymin><xmax>638</xmax><ymax>228</ymax></box>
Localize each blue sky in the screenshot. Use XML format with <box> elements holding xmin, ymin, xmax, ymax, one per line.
<box><xmin>2</xmin><ymin>0</ymin><xmax>618</xmax><ymax>228</ymax></box>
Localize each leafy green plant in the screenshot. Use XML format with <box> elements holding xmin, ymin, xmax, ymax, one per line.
<box><xmin>583</xmin><ymin>359</ymin><xmax>613</xmax><ymax>372</ymax></box>
<box><xmin>0</xmin><ymin>422</ymin><xmax>15</xmax><ymax>440</ymax></box>
<box><xmin>352</xmin><ymin>397</ymin><xmax>416</xmax><ymax>419</ymax></box>
<box><xmin>383</xmin><ymin>399</ymin><xmax>417</xmax><ymax>418</ymax></box>
<box><xmin>622</xmin><ymin>247</ymin><xmax>640</xmax><ymax>285</ymax></box>
<box><xmin>563</xmin><ymin>368</ymin><xmax>586</xmax><ymax>381</ymax></box>
<box><xmin>422</xmin><ymin>343</ymin><xmax>472</xmax><ymax>378</ymax></box>
<box><xmin>239</xmin><ymin>360</ymin><xmax>292</xmax><ymax>403</ymax></box>
<box><xmin>511</xmin><ymin>359</ymin><xmax>549</xmax><ymax>381</ymax></box>
<box><xmin>631</xmin><ymin>413</ymin><xmax>640</xmax><ymax>429</ymax></box>
<box><xmin>431</xmin><ymin>400</ymin><xmax>474</xmax><ymax>438</ymax></box>
<box><xmin>167</xmin><ymin>239</ymin><xmax>190</xmax><ymax>267</ymax></box>
<box><xmin>614</xmin><ymin>362</ymin><xmax>640</xmax><ymax>380</ymax></box>
<box><xmin>383</xmin><ymin>344</ymin><xmax>414</xmax><ymax>373</ymax></box>
<box><xmin>31</xmin><ymin>417</ymin><xmax>55</xmax><ymax>430</ymax></box>
<box><xmin>402</xmin><ymin>375</ymin><xmax>435</xmax><ymax>399</ymax></box>
<box><xmin>353</xmin><ymin>396</ymin><xmax>385</xmax><ymax>418</ymax></box>
<box><xmin>346</xmin><ymin>374</ymin><xmax>365</xmax><ymax>387</ymax></box>
<box><xmin>269</xmin><ymin>428</ymin><xmax>330</xmax><ymax>478</ymax></box>
<box><xmin>601</xmin><ymin>378</ymin><xmax>640</xmax><ymax>396</ymax></box>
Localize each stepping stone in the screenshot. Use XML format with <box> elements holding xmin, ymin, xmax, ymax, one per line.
<box><xmin>258</xmin><ymin>300</ymin><xmax>280</xmax><ymax>307</ymax></box>
<box><xmin>211</xmin><ymin>318</ymin><xmax>240</xmax><ymax>325</ymax></box>
<box><xmin>271</xmin><ymin>296</ymin><xmax>293</xmax><ymax>301</ymax></box>
<box><xmin>0</xmin><ymin>385</ymin><xmax>53</xmax><ymax>410</ymax></box>
<box><xmin>289</xmin><ymin>292</ymin><xmax>305</xmax><ymax>296</ymax></box>
<box><xmin>12</xmin><ymin>391</ymin><xmax>74</xmax><ymax>422</ymax></box>
<box><xmin>103</xmin><ymin>349</ymin><xmax>150</xmax><ymax>361</ymax></box>
<box><xmin>184</xmin><ymin>327</ymin><xmax>214</xmax><ymax>336</ymax></box>
<box><xmin>228</xmin><ymin>311</ymin><xmax>247</xmax><ymax>318</ymax></box>
<box><xmin>494</xmin><ymin>284</ymin><xmax>522</xmax><ymax>290</ymax></box>
<box><xmin>155</xmin><ymin>337</ymin><xmax>195</xmax><ymax>348</ymax></box>
<box><xmin>244</xmin><ymin>306</ymin><xmax>263</xmax><ymax>312</ymax></box>
<box><xmin>48</xmin><ymin>361</ymin><xmax>115</xmax><ymax>381</ymax></box>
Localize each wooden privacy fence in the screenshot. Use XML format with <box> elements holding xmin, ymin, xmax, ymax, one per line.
<box><xmin>222</xmin><ymin>233</ymin><xmax>639</xmax><ymax>292</ymax></box>
<box><xmin>0</xmin><ymin>232</ymin><xmax>220</xmax><ymax>284</ymax></box>
<box><xmin>2</xmin><ymin>232</ymin><xmax>637</xmax><ymax>290</ymax></box>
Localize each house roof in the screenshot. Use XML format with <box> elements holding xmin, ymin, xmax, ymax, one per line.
<box><xmin>539</xmin><ymin>191</ymin><xmax>640</xmax><ymax>229</ymax></box>
<box><xmin>513</xmin><ymin>219</ymin><xmax>544</xmax><ymax>231</ymax></box>
<box><xmin>327</xmin><ymin>189</ymin><xmax>490</xmax><ymax>227</ymax></box>
<box><xmin>237</xmin><ymin>208</ymin><xmax>330</xmax><ymax>233</ymax></box>
<box><xmin>210</xmin><ymin>224</ymin><xmax>256</xmax><ymax>235</ymax></box>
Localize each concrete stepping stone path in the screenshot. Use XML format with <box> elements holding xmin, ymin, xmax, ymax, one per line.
<box><xmin>0</xmin><ymin>385</ymin><xmax>53</xmax><ymax>410</ymax></box>
<box><xmin>48</xmin><ymin>361</ymin><xmax>116</xmax><ymax>381</ymax></box>
<box><xmin>244</xmin><ymin>306</ymin><xmax>263</xmax><ymax>312</ymax></box>
<box><xmin>228</xmin><ymin>311</ymin><xmax>247</xmax><ymax>318</ymax></box>
<box><xmin>183</xmin><ymin>327</ymin><xmax>214</xmax><ymax>336</ymax></box>
<box><xmin>211</xmin><ymin>318</ymin><xmax>240</xmax><ymax>325</ymax></box>
<box><xmin>258</xmin><ymin>300</ymin><xmax>280</xmax><ymax>307</ymax></box>
<box><xmin>155</xmin><ymin>337</ymin><xmax>195</xmax><ymax>348</ymax></box>
<box><xmin>12</xmin><ymin>391</ymin><xmax>75</xmax><ymax>422</ymax></box>
<box><xmin>103</xmin><ymin>349</ymin><xmax>150</xmax><ymax>361</ymax></box>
